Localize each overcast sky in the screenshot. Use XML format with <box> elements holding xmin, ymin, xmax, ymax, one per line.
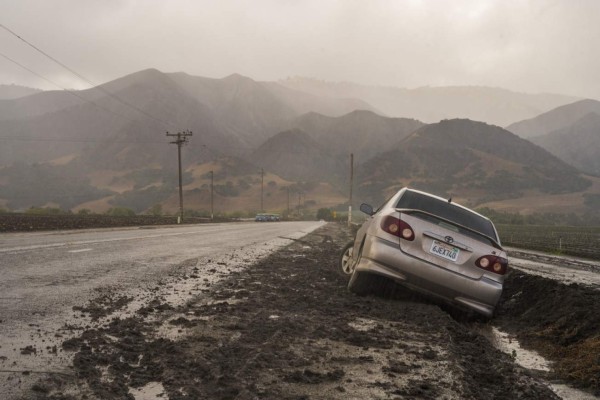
<box><xmin>1</xmin><ymin>0</ymin><xmax>599</xmax><ymax>99</ymax></box>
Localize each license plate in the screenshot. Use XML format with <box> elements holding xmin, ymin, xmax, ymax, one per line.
<box><xmin>429</xmin><ymin>240</ymin><xmax>460</xmax><ymax>262</ymax></box>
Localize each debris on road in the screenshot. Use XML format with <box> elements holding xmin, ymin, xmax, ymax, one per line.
<box><xmin>17</xmin><ymin>223</ymin><xmax>599</xmax><ymax>399</ymax></box>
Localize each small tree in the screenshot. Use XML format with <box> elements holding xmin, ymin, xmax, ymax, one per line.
<box><xmin>148</xmin><ymin>204</ymin><xmax>163</xmax><ymax>216</ymax></box>
<box><xmin>316</xmin><ymin>208</ymin><xmax>333</xmax><ymax>221</ymax></box>
<box><xmin>105</xmin><ymin>207</ymin><xmax>135</xmax><ymax>217</ymax></box>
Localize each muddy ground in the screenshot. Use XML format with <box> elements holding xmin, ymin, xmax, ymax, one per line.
<box><xmin>15</xmin><ymin>223</ymin><xmax>600</xmax><ymax>399</ymax></box>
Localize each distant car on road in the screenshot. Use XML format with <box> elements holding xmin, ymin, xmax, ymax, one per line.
<box><xmin>255</xmin><ymin>214</ymin><xmax>267</xmax><ymax>222</ymax></box>
<box><xmin>339</xmin><ymin>188</ymin><xmax>507</xmax><ymax>318</ymax></box>
<box><xmin>255</xmin><ymin>213</ymin><xmax>280</xmax><ymax>222</ymax></box>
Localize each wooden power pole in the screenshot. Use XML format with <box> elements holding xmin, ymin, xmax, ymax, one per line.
<box><xmin>348</xmin><ymin>153</ymin><xmax>354</xmax><ymax>226</ymax></box>
<box><xmin>210</xmin><ymin>170</ymin><xmax>214</xmax><ymax>220</ymax></box>
<box><xmin>166</xmin><ymin>130</ymin><xmax>192</xmax><ymax>223</ymax></box>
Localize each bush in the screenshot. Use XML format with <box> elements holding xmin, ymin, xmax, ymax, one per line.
<box><xmin>25</xmin><ymin>207</ymin><xmax>68</xmax><ymax>215</ymax></box>
<box><xmin>105</xmin><ymin>207</ymin><xmax>136</xmax><ymax>217</ymax></box>
<box><xmin>316</xmin><ymin>208</ymin><xmax>333</xmax><ymax>221</ymax></box>
<box><xmin>148</xmin><ymin>204</ymin><xmax>163</xmax><ymax>216</ymax></box>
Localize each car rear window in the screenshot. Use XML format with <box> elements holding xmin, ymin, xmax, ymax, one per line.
<box><xmin>395</xmin><ymin>191</ymin><xmax>497</xmax><ymax>240</ymax></box>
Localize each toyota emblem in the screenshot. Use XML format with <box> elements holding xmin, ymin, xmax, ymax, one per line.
<box><xmin>444</xmin><ymin>236</ymin><xmax>454</xmax><ymax>244</ymax></box>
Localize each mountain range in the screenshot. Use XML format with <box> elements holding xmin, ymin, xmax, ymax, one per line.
<box><xmin>279</xmin><ymin>77</ymin><xmax>579</xmax><ymax>127</ymax></box>
<box><xmin>0</xmin><ymin>69</ymin><xmax>598</xmax><ymax>216</ymax></box>
<box><xmin>506</xmin><ymin>99</ymin><xmax>600</xmax><ymax>176</ymax></box>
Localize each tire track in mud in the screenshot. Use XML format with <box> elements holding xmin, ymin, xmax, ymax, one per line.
<box><xmin>25</xmin><ymin>224</ymin><xmax>574</xmax><ymax>399</ymax></box>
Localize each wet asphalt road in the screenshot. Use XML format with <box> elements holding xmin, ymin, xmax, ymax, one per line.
<box><xmin>0</xmin><ymin>221</ymin><xmax>324</xmax><ymax>399</ymax></box>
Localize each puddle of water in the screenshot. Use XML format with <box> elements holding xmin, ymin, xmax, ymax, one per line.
<box><xmin>487</xmin><ymin>327</ymin><xmax>598</xmax><ymax>400</ymax></box>
<box><xmin>489</xmin><ymin>327</ymin><xmax>551</xmax><ymax>371</ymax></box>
<box><xmin>129</xmin><ymin>381</ymin><xmax>168</xmax><ymax>400</ymax></box>
<box><xmin>549</xmin><ymin>383</ymin><xmax>599</xmax><ymax>400</ymax></box>
<box><xmin>348</xmin><ymin>318</ymin><xmax>379</xmax><ymax>332</ymax></box>
<box><xmin>510</xmin><ymin>258</ymin><xmax>600</xmax><ymax>289</ymax></box>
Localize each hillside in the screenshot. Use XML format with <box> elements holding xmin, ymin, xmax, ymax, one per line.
<box><xmin>357</xmin><ymin>119</ymin><xmax>591</xmax><ymax>207</ymax></box>
<box><xmin>249</xmin><ymin>129</ymin><xmax>346</xmax><ymax>182</ymax></box>
<box><xmin>506</xmin><ymin>99</ymin><xmax>600</xmax><ymax>138</ymax></box>
<box><xmin>0</xmin><ymin>69</ymin><xmax>365</xmax><ymax>211</ymax></box>
<box><xmin>293</xmin><ymin>110</ymin><xmax>424</xmax><ymax>160</ymax></box>
<box><xmin>531</xmin><ymin>112</ymin><xmax>600</xmax><ymax>176</ymax></box>
<box><xmin>279</xmin><ymin>77</ymin><xmax>578</xmax><ymax>126</ymax></box>
<box><xmin>1</xmin><ymin>69</ymin><xmax>598</xmax><ymax>216</ymax></box>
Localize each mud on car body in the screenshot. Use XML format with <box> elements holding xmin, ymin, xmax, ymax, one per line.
<box><xmin>340</xmin><ymin>188</ymin><xmax>508</xmax><ymax>317</ymax></box>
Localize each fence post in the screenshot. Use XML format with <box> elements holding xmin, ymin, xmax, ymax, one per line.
<box><xmin>559</xmin><ymin>236</ymin><xmax>562</xmax><ymax>252</ymax></box>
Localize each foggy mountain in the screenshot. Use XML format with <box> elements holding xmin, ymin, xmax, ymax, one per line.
<box><xmin>279</xmin><ymin>77</ymin><xmax>579</xmax><ymax>127</ymax></box>
<box><xmin>247</xmin><ymin>110</ymin><xmax>424</xmax><ymax>186</ymax></box>
<box><xmin>292</xmin><ymin>110</ymin><xmax>424</xmax><ymax>161</ymax></box>
<box><xmin>250</xmin><ymin>129</ymin><xmax>345</xmax><ymax>182</ymax></box>
<box><xmin>0</xmin><ymin>84</ymin><xmax>42</xmax><ymax>100</ymax></box>
<box><xmin>506</xmin><ymin>99</ymin><xmax>600</xmax><ymax>138</ymax></box>
<box><xmin>357</xmin><ymin>119</ymin><xmax>591</xmax><ymax>206</ymax></box>
<box><xmin>0</xmin><ymin>69</ymin><xmax>379</xmax><ymax>210</ymax></box>
<box><xmin>531</xmin><ymin>112</ymin><xmax>600</xmax><ymax>176</ymax></box>
<box><xmin>0</xmin><ymin>69</ymin><xmax>379</xmax><ymax>166</ymax></box>
<box><xmin>1</xmin><ymin>68</ymin><xmax>598</xmax><ymax>214</ymax></box>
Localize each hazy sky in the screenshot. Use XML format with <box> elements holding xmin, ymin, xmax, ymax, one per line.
<box><xmin>1</xmin><ymin>0</ymin><xmax>599</xmax><ymax>99</ymax></box>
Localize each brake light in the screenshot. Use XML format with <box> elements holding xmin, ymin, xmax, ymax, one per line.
<box><xmin>476</xmin><ymin>255</ymin><xmax>508</xmax><ymax>275</ymax></box>
<box><xmin>381</xmin><ymin>216</ymin><xmax>415</xmax><ymax>241</ymax></box>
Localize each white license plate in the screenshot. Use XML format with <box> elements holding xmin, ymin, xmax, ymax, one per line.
<box><xmin>429</xmin><ymin>240</ymin><xmax>460</xmax><ymax>262</ymax></box>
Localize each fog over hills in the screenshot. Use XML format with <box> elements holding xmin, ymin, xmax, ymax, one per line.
<box><xmin>358</xmin><ymin>119</ymin><xmax>591</xmax><ymax>206</ymax></box>
<box><xmin>506</xmin><ymin>99</ymin><xmax>600</xmax><ymax>176</ymax></box>
<box><xmin>0</xmin><ymin>84</ymin><xmax>42</xmax><ymax>100</ymax></box>
<box><xmin>0</xmin><ymin>69</ymin><xmax>381</xmax><ymax>211</ymax></box>
<box><xmin>292</xmin><ymin>110</ymin><xmax>424</xmax><ymax>161</ymax></box>
<box><xmin>279</xmin><ymin>77</ymin><xmax>579</xmax><ymax>127</ymax></box>
<box><xmin>1</xmin><ymin>68</ymin><xmax>598</xmax><ymax>214</ymax></box>
<box><xmin>506</xmin><ymin>99</ymin><xmax>600</xmax><ymax>138</ymax></box>
<box><xmin>250</xmin><ymin>129</ymin><xmax>345</xmax><ymax>182</ymax></box>
<box><xmin>531</xmin><ymin>112</ymin><xmax>600</xmax><ymax>176</ymax></box>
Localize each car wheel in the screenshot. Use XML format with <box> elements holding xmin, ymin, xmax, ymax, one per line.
<box><xmin>339</xmin><ymin>241</ymin><xmax>355</xmax><ymax>275</ymax></box>
<box><xmin>348</xmin><ymin>270</ymin><xmax>377</xmax><ymax>295</ymax></box>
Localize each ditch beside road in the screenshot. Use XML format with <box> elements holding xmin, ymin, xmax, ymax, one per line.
<box><xmin>3</xmin><ymin>223</ymin><xmax>600</xmax><ymax>399</ymax></box>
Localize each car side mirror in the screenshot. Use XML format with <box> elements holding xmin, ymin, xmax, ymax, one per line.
<box><xmin>360</xmin><ymin>203</ymin><xmax>374</xmax><ymax>216</ymax></box>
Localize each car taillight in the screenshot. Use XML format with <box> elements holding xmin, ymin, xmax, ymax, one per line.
<box><xmin>476</xmin><ymin>255</ymin><xmax>508</xmax><ymax>275</ymax></box>
<box><xmin>381</xmin><ymin>216</ymin><xmax>415</xmax><ymax>241</ymax></box>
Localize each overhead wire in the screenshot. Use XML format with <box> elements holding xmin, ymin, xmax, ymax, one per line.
<box><xmin>0</xmin><ymin>23</ymin><xmax>177</xmax><ymax>129</ymax></box>
<box><xmin>0</xmin><ymin>51</ymin><xmax>144</xmax><ymax>127</ymax></box>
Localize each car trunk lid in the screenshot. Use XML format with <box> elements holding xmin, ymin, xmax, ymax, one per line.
<box><xmin>394</xmin><ymin>210</ymin><xmax>503</xmax><ymax>280</ymax></box>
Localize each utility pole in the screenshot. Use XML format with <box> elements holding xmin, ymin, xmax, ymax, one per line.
<box><xmin>348</xmin><ymin>153</ymin><xmax>354</xmax><ymax>227</ymax></box>
<box><xmin>210</xmin><ymin>170</ymin><xmax>214</xmax><ymax>220</ymax></box>
<box><xmin>166</xmin><ymin>130</ymin><xmax>192</xmax><ymax>223</ymax></box>
<box><xmin>260</xmin><ymin>168</ymin><xmax>264</xmax><ymax>212</ymax></box>
<box><xmin>287</xmin><ymin>187</ymin><xmax>290</xmax><ymax>217</ymax></box>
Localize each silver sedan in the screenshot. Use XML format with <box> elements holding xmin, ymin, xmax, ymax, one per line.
<box><xmin>340</xmin><ymin>188</ymin><xmax>508</xmax><ymax>317</ymax></box>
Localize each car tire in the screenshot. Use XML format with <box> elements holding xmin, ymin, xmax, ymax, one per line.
<box><xmin>339</xmin><ymin>241</ymin><xmax>355</xmax><ymax>275</ymax></box>
<box><xmin>348</xmin><ymin>271</ymin><xmax>377</xmax><ymax>295</ymax></box>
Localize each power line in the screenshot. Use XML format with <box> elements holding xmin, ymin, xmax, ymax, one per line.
<box><xmin>0</xmin><ymin>136</ymin><xmax>167</xmax><ymax>144</ymax></box>
<box><xmin>0</xmin><ymin>23</ymin><xmax>176</xmax><ymax>129</ymax></box>
<box><xmin>0</xmin><ymin>52</ymin><xmax>143</xmax><ymax>125</ymax></box>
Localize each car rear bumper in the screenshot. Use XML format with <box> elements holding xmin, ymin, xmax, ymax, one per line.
<box><xmin>354</xmin><ymin>235</ymin><xmax>503</xmax><ymax>317</ymax></box>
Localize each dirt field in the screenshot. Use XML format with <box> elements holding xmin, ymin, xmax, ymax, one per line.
<box><xmin>15</xmin><ymin>223</ymin><xmax>600</xmax><ymax>399</ymax></box>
